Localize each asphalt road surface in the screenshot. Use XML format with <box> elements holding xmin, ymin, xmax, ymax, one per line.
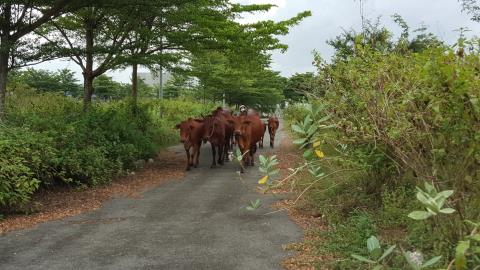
<box><xmin>0</xmin><ymin>121</ymin><xmax>301</xmax><ymax>270</ymax></box>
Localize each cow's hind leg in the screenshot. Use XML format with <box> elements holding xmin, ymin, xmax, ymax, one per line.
<box><xmin>185</xmin><ymin>148</ymin><xmax>191</xmax><ymax>171</ymax></box>
<box><xmin>250</xmin><ymin>145</ymin><xmax>256</xmax><ymax>166</ymax></box>
<box><xmin>194</xmin><ymin>144</ymin><xmax>201</xmax><ymax>168</ymax></box>
<box><xmin>210</xmin><ymin>143</ymin><xmax>217</xmax><ymax>168</ymax></box>
<box><xmin>223</xmin><ymin>142</ymin><xmax>230</xmax><ymax>162</ymax></box>
<box><xmin>218</xmin><ymin>143</ymin><xmax>225</xmax><ymax>165</ymax></box>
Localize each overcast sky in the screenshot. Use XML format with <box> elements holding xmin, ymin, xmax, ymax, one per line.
<box><xmin>33</xmin><ymin>0</ymin><xmax>480</xmax><ymax>83</ymax></box>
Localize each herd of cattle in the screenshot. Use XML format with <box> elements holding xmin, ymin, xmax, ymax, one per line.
<box><xmin>176</xmin><ymin>107</ymin><xmax>280</xmax><ymax>172</ymax></box>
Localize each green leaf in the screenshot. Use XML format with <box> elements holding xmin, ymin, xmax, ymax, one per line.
<box><xmin>351</xmin><ymin>254</ymin><xmax>376</xmax><ymax>264</ymax></box>
<box><xmin>471</xmin><ymin>233</ymin><xmax>480</xmax><ymax>242</ymax></box>
<box><xmin>408</xmin><ymin>211</ymin><xmax>432</xmax><ymax>220</ymax></box>
<box><xmin>318</xmin><ymin>114</ymin><xmax>332</xmax><ymax>123</ymax></box>
<box><xmin>378</xmin><ymin>245</ymin><xmax>396</xmax><ymax>261</ymax></box>
<box><xmin>439</xmin><ymin>208</ymin><xmax>456</xmax><ymax>214</ymax></box>
<box><xmin>437</xmin><ymin>190</ymin><xmax>454</xmax><ymax>198</ymax></box>
<box><xmin>372</xmin><ymin>265</ymin><xmax>383</xmax><ymax>270</ymax></box>
<box><xmin>303</xmin><ymin>149</ymin><xmax>314</xmax><ymax>159</ymax></box>
<box><xmin>291</xmin><ymin>124</ymin><xmax>305</xmax><ymax>134</ymax></box>
<box><xmin>371</xmin><ymin>248</ymin><xmax>382</xmax><ymax>259</ymax></box>
<box><xmin>416</xmin><ymin>191</ymin><xmax>430</xmax><ymax>205</ymax></box>
<box><xmin>269</xmin><ymin>169</ymin><xmax>280</xmax><ymax>176</ymax></box>
<box><xmin>306</xmin><ymin>124</ymin><xmax>318</xmax><ymax>136</ymax></box>
<box><xmin>293</xmin><ymin>138</ymin><xmax>307</xmax><ymax>145</ymax></box>
<box><xmin>424</xmin><ymin>182</ymin><xmax>435</xmax><ymax>194</ymax></box>
<box><xmin>367</xmin><ymin>236</ymin><xmax>381</xmax><ymax>253</ymax></box>
<box><xmin>422</xmin><ymin>256</ymin><xmax>442</xmax><ymax>268</ymax></box>
<box><xmin>455</xmin><ymin>240</ymin><xmax>470</xmax><ymax>269</ymax></box>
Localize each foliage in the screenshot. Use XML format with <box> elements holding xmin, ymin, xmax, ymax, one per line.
<box><xmin>408</xmin><ymin>182</ymin><xmax>455</xmax><ymax>220</ymax></box>
<box><xmin>1</xmin><ymin>88</ymin><xmax>210</xmax><ymax>207</ymax></box>
<box><xmin>190</xmin><ymin>50</ymin><xmax>285</xmax><ymax>111</ymax></box>
<box><xmin>92</xmin><ymin>75</ymin><xmax>128</xmax><ymax>100</ymax></box>
<box><xmin>281</xmin><ymin>19</ymin><xmax>480</xmax><ymax>268</ymax></box>
<box><xmin>402</xmin><ymin>251</ymin><xmax>442</xmax><ymax>270</ymax></box>
<box><xmin>246</xmin><ymin>199</ymin><xmax>262</xmax><ymax>211</ymax></box>
<box><xmin>461</xmin><ymin>0</ymin><xmax>480</xmax><ymax>21</ymax></box>
<box><xmin>258</xmin><ymin>155</ymin><xmax>280</xmax><ymax>185</ymax></box>
<box><xmin>351</xmin><ymin>236</ymin><xmax>396</xmax><ymax>269</ymax></box>
<box><xmin>8</xmin><ymin>68</ymin><xmax>82</xmax><ymax>96</ymax></box>
<box><xmin>283</xmin><ymin>72</ymin><xmax>319</xmax><ymax>102</ymax></box>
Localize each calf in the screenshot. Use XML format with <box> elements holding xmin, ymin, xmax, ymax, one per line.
<box><xmin>267</xmin><ymin>116</ymin><xmax>280</xmax><ymax>148</ymax></box>
<box><xmin>176</xmin><ymin>118</ymin><xmax>204</xmax><ymax>171</ymax></box>
<box><xmin>202</xmin><ymin>115</ymin><xmax>228</xmax><ymax>168</ymax></box>
<box><xmin>229</xmin><ymin>113</ymin><xmax>264</xmax><ymax>172</ymax></box>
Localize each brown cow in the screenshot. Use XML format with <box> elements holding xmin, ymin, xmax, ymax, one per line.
<box><xmin>176</xmin><ymin>118</ymin><xmax>204</xmax><ymax>171</ymax></box>
<box><xmin>202</xmin><ymin>114</ymin><xmax>228</xmax><ymax>168</ymax></box>
<box><xmin>229</xmin><ymin>112</ymin><xmax>264</xmax><ymax>172</ymax></box>
<box><xmin>212</xmin><ymin>107</ymin><xmax>234</xmax><ymax>159</ymax></box>
<box><xmin>267</xmin><ymin>116</ymin><xmax>280</xmax><ymax>148</ymax></box>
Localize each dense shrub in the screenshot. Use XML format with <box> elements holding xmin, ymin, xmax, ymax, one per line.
<box><xmin>283</xmin><ymin>103</ymin><xmax>310</xmax><ymax>125</ymax></box>
<box><xmin>0</xmin><ymin>89</ymin><xmax>213</xmax><ymax>207</ymax></box>
<box><xmin>284</xmin><ymin>37</ymin><xmax>480</xmax><ymax>267</ymax></box>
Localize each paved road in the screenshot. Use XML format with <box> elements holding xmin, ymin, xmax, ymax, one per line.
<box><xmin>0</xmin><ymin>122</ymin><xmax>301</xmax><ymax>270</ymax></box>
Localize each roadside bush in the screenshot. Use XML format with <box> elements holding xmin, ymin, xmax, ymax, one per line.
<box><xmin>1</xmin><ymin>89</ymin><xmax>212</xmax><ymax>207</ymax></box>
<box><xmin>0</xmin><ymin>126</ymin><xmax>57</xmax><ymax>206</ymax></box>
<box><xmin>283</xmin><ymin>36</ymin><xmax>480</xmax><ymax>267</ymax></box>
<box><xmin>283</xmin><ymin>103</ymin><xmax>310</xmax><ymax>125</ymax></box>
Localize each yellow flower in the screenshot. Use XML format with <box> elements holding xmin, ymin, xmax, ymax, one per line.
<box><xmin>258</xmin><ymin>175</ymin><xmax>269</xmax><ymax>185</ymax></box>
<box><xmin>315</xmin><ymin>150</ymin><xmax>325</xmax><ymax>158</ymax></box>
<box><xmin>313</xmin><ymin>141</ymin><xmax>321</xmax><ymax>148</ymax></box>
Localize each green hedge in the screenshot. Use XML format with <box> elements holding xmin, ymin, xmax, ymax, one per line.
<box><xmin>284</xmin><ymin>43</ymin><xmax>480</xmax><ymax>267</ymax></box>
<box><xmin>1</xmin><ymin>90</ymin><xmax>214</xmax><ymax>207</ymax></box>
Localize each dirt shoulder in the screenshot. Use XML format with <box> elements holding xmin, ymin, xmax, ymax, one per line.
<box><xmin>0</xmin><ymin>150</ymin><xmax>184</xmax><ymax>234</ymax></box>
<box><xmin>272</xmin><ymin>131</ymin><xmax>332</xmax><ymax>270</ymax></box>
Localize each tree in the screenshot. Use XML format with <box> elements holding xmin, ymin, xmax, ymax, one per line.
<box><xmin>8</xmin><ymin>68</ymin><xmax>81</xmax><ymax>95</ymax></box>
<box><xmin>122</xmin><ymin>1</ymin><xmax>310</xmax><ymax>108</ymax></box>
<box><xmin>163</xmin><ymin>72</ymin><xmax>195</xmax><ymax>99</ymax></box>
<box><xmin>283</xmin><ymin>72</ymin><xmax>317</xmax><ymax>102</ymax></box>
<box><xmin>186</xmin><ymin>7</ymin><xmax>310</xmax><ymax>108</ymax></box>
<box><xmin>0</xmin><ymin>1</ymin><xmax>92</xmax><ymax>118</ymax></box>
<box><xmin>461</xmin><ymin>0</ymin><xmax>480</xmax><ymax>21</ymax></box>
<box><xmin>37</xmin><ymin>2</ymin><xmax>140</xmax><ymax>111</ymax></box>
<box><xmin>92</xmin><ymin>74</ymin><xmax>127</xmax><ymax>100</ymax></box>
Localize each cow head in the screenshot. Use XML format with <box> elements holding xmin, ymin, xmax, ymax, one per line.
<box><xmin>176</xmin><ymin>118</ymin><xmax>195</xmax><ymax>145</ymax></box>
<box><xmin>228</xmin><ymin>116</ymin><xmax>252</xmax><ymax>138</ymax></box>
<box><xmin>175</xmin><ymin>118</ymin><xmax>203</xmax><ymax>147</ymax></box>
<box><xmin>202</xmin><ymin>115</ymin><xmax>217</xmax><ymax>143</ymax></box>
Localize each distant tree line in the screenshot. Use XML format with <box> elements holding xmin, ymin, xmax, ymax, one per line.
<box><xmin>0</xmin><ymin>0</ymin><xmax>311</xmax><ymax>118</ymax></box>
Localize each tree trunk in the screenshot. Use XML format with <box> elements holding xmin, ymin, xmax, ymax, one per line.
<box><xmin>0</xmin><ymin>48</ymin><xmax>8</xmax><ymax>120</ymax></box>
<box><xmin>0</xmin><ymin>4</ymin><xmax>11</xmax><ymax>120</ymax></box>
<box><xmin>131</xmin><ymin>63</ymin><xmax>138</xmax><ymax>110</ymax></box>
<box><xmin>82</xmin><ymin>16</ymin><xmax>94</xmax><ymax>112</ymax></box>
<box><xmin>83</xmin><ymin>74</ymin><xmax>94</xmax><ymax>112</ymax></box>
